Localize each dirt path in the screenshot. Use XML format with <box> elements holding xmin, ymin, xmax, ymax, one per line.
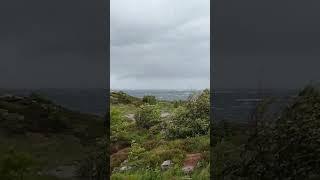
<box><xmin>182</xmin><ymin>153</ymin><xmax>202</xmax><ymax>174</ymax></box>
<box><xmin>111</xmin><ymin>147</ymin><xmax>130</xmax><ymax>171</ymax></box>
<box><xmin>125</xmin><ymin>112</ymin><xmax>171</xmax><ymax>121</ymax></box>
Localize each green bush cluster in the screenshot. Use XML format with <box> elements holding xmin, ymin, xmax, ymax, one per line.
<box><xmin>142</xmin><ymin>96</ymin><xmax>157</xmax><ymax>105</ymax></box>
<box><xmin>173</xmin><ymin>100</ymin><xmax>184</xmax><ymax>108</ymax></box>
<box><xmin>110</xmin><ymin>90</ymin><xmax>210</xmax><ymax>178</ymax></box>
<box><xmin>164</xmin><ymin>89</ymin><xmax>210</xmax><ymax>139</ymax></box>
<box><xmin>135</xmin><ymin>105</ymin><xmax>161</xmax><ymax>129</ymax></box>
<box><xmin>128</xmin><ymin>141</ymin><xmax>147</xmax><ymax>162</ymax></box>
<box><xmin>221</xmin><ymin>85</ymin><xmax>320</xmax><ymax>179</ymax></box>
<box><xmin>110</xmin><ymin>107</ymin><xmax>131</xmax><ymax>142</ymax></box>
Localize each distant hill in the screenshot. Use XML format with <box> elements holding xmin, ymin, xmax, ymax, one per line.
<box><xmin>0</xmin><ymin>93</ymin><xmax>104</xmax><ymax>136</ymax></box>
<box><xmin>0</xmin><ymin>88</ymin><xmax>107</xmax><ymax>116</ymax></box>
<box><xmin>111</xmin><ymin>91</ymin><xmax>142</xmax><ymax>105</ymax></box>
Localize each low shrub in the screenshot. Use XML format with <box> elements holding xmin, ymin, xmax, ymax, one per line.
<box><xmin>164</xmin><ymin>89</ymin><xmax>210</xmax><ymax>139</ymax></box>
<box><xmin>142</xmin><ymin>96</ymin><xmax>157</xmax><ymax>105</ymax></box>
<box><xmin>143</xmin><ymin>147</ymin><xmax>185</xmax><ymax>168</ymax></box>
<box><xmin>128</xmin><ymin>141</ymin><xmax>146</xmax><ymax>162</ymax></box>
<box><xmin>134</xmin><ymin>105</ymin><xmax>161</xmax><ymax>129</ymax></box>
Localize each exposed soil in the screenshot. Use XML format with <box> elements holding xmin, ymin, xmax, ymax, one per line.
<box><xmin>182</xmin><ymin>153</ymin><xmax>202</xmax><ymax>173</ymax></box>
<box><xmin>111</xmin><ymin>147</ymin><xmax>130</xmax><ymax>170</ymax></box>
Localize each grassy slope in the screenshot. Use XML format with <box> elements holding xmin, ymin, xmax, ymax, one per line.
<box><xmin>0</xmin><ymin>94</ymin><xmax>105</xmax><ymax>179</ymax></box>
<box><xmin>110</xmin><ymin>92</ymin><xmax>209</xmax><ymax>180</ymax></box>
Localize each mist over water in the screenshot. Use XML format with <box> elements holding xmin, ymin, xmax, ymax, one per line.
<box><xmin>119</xmin><ymin>89</ymin><xmax>200</xmax><ymax>101</ymax></box>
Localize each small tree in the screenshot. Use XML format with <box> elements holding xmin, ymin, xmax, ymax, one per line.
<box><xmin>173</xmin><ymin>100</ymin><xmax>184</xmax><ymax>108</ymax></box>
<box><xmin>134</xmin><ymin>105</ymin><xmax>160</xmax><ymax>129</ymax></box>
<box><xmin>165</xmin><ymin>89</ymin><xmax>210</xmax><ymax>139</ymax></box>
<box><xmin>186</xmin><ymin>89</ymin><xmax>210</xmax><ymax>120</ymax></box>
<box><xmin>142</xmin><ymin>96</ymin><xmax>157</xmax><ymax>105</ymax></box>
<box><xmin>128</xmin><ymin>141</ymin><xmax>146</xmax><ymax>161</ymax></box>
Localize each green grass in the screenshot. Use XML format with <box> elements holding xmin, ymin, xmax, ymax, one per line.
<box><xmin>112</xmin><ymin>104</ymin><xmax>138</xmax><ymax>115</ymax></box>
<box><xmin>111</xmin><ymin>105</ymin><xmax>210</xmax><ymax>177</ymax></box>
<box><xmin>111</xmin><ymin>165</ymin><xmax>210</xmax><ymax>180</ymax></box>
<box><xmin>157</xmin><ymin>101</ymin><xmax>175</xmax><ymax>113</ymax></box>
<box><xmin>111</xmin><ymin>92</ymin><xmax>210</xmax><ymax>179</ymax></box>
<box><xmin>111</xmin><ymin>168</ymin><xmax>185</xmax><ymax>180</ymax></box>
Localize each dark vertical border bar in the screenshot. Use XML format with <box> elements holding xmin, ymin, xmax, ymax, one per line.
<box><xmin>105</xmin><ymin>0</ymin><xmax>110</xmax><ymax>179</ymax></box>
<box><xmin>210</xmin><ymin>0</ymin><xmax>215</xmax><ymax>179</ymax></box>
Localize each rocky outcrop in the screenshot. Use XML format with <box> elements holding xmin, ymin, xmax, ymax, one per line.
<box><xmin>160</xmin><ymin>112</ymin><xmax>170</xmax><ymax>118</ymax></box>
<box><xmin>119</xmin><ymin>165</ymin><xmax>132</xmax><ymax>172</ymax></box>
<box><xmin>161</xmin><ymin>160</ymin><xmax>172</xmax><ymax>170</ymax></box>
<box><xmin>124</xmin><ymin>114</ymin><xmax>135</xmax><ymax>121</ymax></box>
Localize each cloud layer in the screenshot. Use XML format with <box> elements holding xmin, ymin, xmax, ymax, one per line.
<box><xmin>111</xmin><ymin>0</ymin><xmax>210</xmax><ymax>90</ymax></box>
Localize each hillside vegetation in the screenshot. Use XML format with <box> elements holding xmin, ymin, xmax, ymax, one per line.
<box><xmin>110</xmin><ymin>90</ymin><xmax>210</xmax><ymax>180</ymax></box>
<box><xmin>0</xmin><ymin>93</ymin><xmax>106</xmax><ymax>180</ymax></box>
<box><xmin>211</xmin><ymin>85</ymin><xmax>320</xmax><ymax>179</ymax></box>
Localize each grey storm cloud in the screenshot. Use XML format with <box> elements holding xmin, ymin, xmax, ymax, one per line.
<box><xmin>0</xmin><ymin>0</ymin><xmax>106</xmax><ymax>89</ymax></box>
<box><xmin>111</xmin><ymin>0</ymin><xmax>210</xmax><ymax>90</ymax></box>
<box><xmin>214</xmin><ymin>0</ymin><xmax>320</xmax><ymax>89</ymax></box>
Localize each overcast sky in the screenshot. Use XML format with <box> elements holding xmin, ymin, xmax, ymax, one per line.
<box><xmin>214</xmin><ymin>0</ymin><xmax>320</xmax><ymax>89</ymax></box>
<box><xmin>0</xmin><ymin>0</ymin><xmax>106</xmax><ymax>89</ymax></box>
<box><xmin>111</xmin><ymin>0</ymin><xmax>210</xmax><ymax>90</ymax></box>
